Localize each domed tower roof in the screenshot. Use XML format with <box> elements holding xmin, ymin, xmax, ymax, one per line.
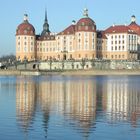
<box><xmin>76</xmin><ymin>8</ymin><xmax>96</xmax><ymax>32</ymax></box>
<box><xmin>128</xmin><ymin>15</ymin><xmax>140</xmax><ymax>35</ymax></box>
<box><xmin>16</xmin><ymin>14</ymin><xmax>35</xmax><ymax>36</ymax></box>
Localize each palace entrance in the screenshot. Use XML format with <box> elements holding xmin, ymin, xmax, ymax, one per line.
<box><xmin>63</xmin><ymin>54</ymin><xmax>67</xmax><ymax>60</ymax></box>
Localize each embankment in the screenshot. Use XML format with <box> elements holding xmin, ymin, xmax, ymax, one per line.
<box><xmin>1</xmin><ymin>69</ymin><xmax>140</xmax><ymax>76</ymax></box>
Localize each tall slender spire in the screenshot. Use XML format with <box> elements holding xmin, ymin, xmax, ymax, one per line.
<box><xmin>45</xmin><ymin>8</ymin><xmax>48</xmax><ymax>22</ymax></box>
<box><xmin>41</xmin><ymin>9</ymin><xmax>50</xmax><ymax>37</ymax></box>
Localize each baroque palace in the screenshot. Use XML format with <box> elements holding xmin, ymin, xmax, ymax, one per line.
<box><xmin>16</xmin><ymin>8</ymin><xmax>140</xmax><ymax>61</ymax></box>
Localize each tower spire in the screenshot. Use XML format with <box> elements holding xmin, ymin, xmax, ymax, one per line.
<box><xmin>83</xmin><ymin>8</ymin><xmax>88</xmax><ymax>17</ymax></box>
<box><xmin>131</xmin><ymin>15</ymin><xmax>136</xmax><ymax>23</ymax></box>
<box><xmin>45</xmin><ymin>8</ymin><xmax>48</xmax><ymax>22</ymax></box>
<box><xmin>23</xmin><ymin>14</ymin><xmax>28</xmax><ymax>23</ymax></box>
<box><xmin>41</xmin><ymin>9</ymin><xmax>50</xmax><ymax>37</ymax></box>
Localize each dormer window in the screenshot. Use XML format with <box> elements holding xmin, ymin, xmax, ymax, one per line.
<box><xmin>24</xmin><ymin>30</ymin><xmax>27</xmax><ymax>34</ymax></box>
<box><xmin>85</xmin><ymin>26</ymin><xmax>88</xmax><ymax>30</ymax></box>
<box><xmin>78</xmin><ymin>26</ymin><xmax>81</xmax><ymax>30</ymax></box>
<box><xmin>27</xmin><ymin>27</ymin><xmax>30</xmax><ymax>30</ymax></box>
<box><xmin>82</xmin><ymin>22</ymin><xmax>85</xmax><ymax>26</ymax></box>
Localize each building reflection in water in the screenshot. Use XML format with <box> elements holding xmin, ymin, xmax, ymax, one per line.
<box><xmin>38</xmin><ymin>77</ymin><xmax>97</xmax><ymax>138</ymax></box>
<box><xmin>16</xmin><ymin>76</ymin><xmax>140</xmax><ymax>138</ymax></box>
<box><xmin>16</xmin><ymin>77</ymin><xmax>37</xmax><ymax>132</ymax></box>
<box><xmin>104</xmin><ymin>77</ymin><xmax>140</xmax><ymax>126</ymax></box>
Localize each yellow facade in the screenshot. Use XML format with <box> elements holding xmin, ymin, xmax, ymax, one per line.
<box><xmin>16</xmin><ymin>35</ymin><xmax>36</xmax><ymax>61</ymax></box>
<box><xmin>16</xmin><ymin>10</ymin><xmax>140</xmax><ymax>62</ymax></box>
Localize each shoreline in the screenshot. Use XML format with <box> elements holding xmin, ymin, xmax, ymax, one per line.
<box><xmin>1</xmin><ymin>69</ymin><xmax>140</xmax><ymax>76</ymax></box>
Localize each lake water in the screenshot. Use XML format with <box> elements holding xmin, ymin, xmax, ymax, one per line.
<box><xmin>0</xmin><ymin>75</ymin><xmax>140</xmax><ymax>140</ymax></box>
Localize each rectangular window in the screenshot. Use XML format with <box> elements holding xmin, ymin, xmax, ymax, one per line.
<box><xmin>24</xmin><ymin>47</ymin><xmax>27</xmax><ymax>52</ymax></box>
<box><xmin>18</xmin><ymin>47</ymin><xmax>20</xmax><ymax>52</ymax></box>
<box><xmin>31</xmin><ymin>47</ymin><xmax>33</xmax><ymax>52</ymax></box>
<box><xmin>93</xmin><ymin>45</ymin><xmax>94</xmax><ymax>49</ymax></box>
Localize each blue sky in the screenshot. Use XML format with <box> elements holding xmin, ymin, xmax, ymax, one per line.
<box><xmin>0</xmin><ymin>0</ymin><xmax>140</xmax><ymax>56</ymax></box>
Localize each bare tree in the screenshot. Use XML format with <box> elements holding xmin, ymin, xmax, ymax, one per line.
<box><xmin>62</xmin><ymin>60</ymin><xmax>65</xmax><ymax>70</ymax></box>
<box><xmin>0</xmin><ymin>54</ymin><xmax>16</xmax><ymax>63</ymax></box>
<box><xmin>81</xmin><ymin>58</ymin><xmax>86</xmax><ymax>69</ymax></box>
<box><xmin>90</xmin><ymin>59</ymin><xmax>95</xmax><ymax>69</ymax></box>
<box><xmin>49</xmin><ymin>59</ymin><xmax>53</xmax><ymax>70</ymax></box>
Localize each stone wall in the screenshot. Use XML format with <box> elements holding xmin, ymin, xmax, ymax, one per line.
<box><xmin>6</xmin><ymin>60</ymin><xmax>140</xmax><ymax>70</ymax></box>
<box><xmin>39</xmin><ymin>60</ymin><xmax>140</xmax><ymax>70</ymax></box>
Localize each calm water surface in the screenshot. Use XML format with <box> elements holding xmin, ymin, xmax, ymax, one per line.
<box><xmin>0</xmin><ymin>75</ymin><xmax>140</xmax><ymax>140</ymax></box>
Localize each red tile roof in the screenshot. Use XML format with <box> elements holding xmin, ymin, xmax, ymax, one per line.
<box><xmin>105</xmin><ymin>25</ymin><xmax>136</xmax><ymax>34</ymax></box>
<box><xmin>76</xmin><ymin>17</ymin><xmax>96</xmax><ymax>32</ymax></box>
<box><xmin>58</xmin><ymin>17</ymin><xmax>96</xmax><ymax>35</ymax></box>
<box><xmin>57</xmin><ymin>25</ymin><xmax>76</xmax><ymax>35</ymax></box>
<box><xmin>128</xmin><ymin>22</ymin><xmax>140</xmax><ymax>35</ymax></box>
<box><xmin>16</xmin><ymin>22</ymin><xmax>35</xmax><ymax>36</ymax></box>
